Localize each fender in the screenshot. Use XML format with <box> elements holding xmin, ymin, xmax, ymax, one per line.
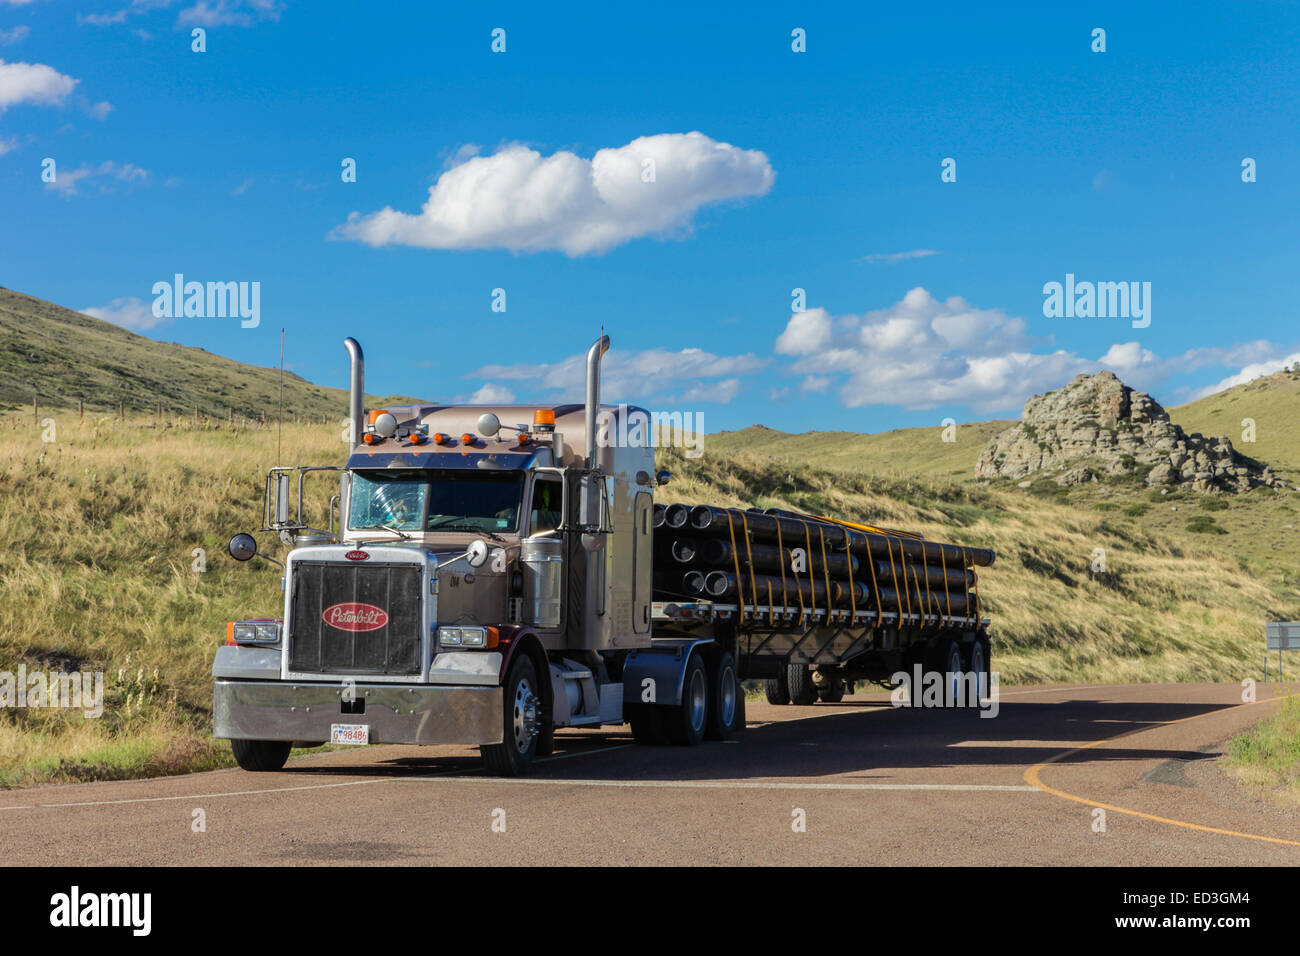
<box><xmin>622</xmin><ymin>637</ymin><xmax>716</xmax><ymax>707</ymax></box>
<box><xmin>495</xmin><ymin>625</ymin><xmax>550</xmax><ymax>703</ymax></box>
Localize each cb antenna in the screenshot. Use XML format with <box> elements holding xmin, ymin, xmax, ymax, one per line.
<box><xmin>277</xmin><ymin>328</ymin><xmax>285</xmax><ymax>466</ymax></box>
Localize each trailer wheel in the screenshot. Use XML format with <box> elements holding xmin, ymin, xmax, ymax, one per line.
<box><xmin>665</xmin><ymin>654</ymin><xmax>708</xmax><ymax>746</ymax></box>
<box><xmin>924</xmin><ymin>638</ymin><xmax>964</xmax><ymax>708</ymax></box>
<box><xmin>763</xmin><ymin>669</ymin><xmax>790</xmax><ymax>705</ymax></box>
<box><xmin>705</xmin><ymin>652</ymin><xmax>741</xmax><ymax>740</ymax></box>
<box><xmin>627</xmin><ymin>703</ymin><xmax>667</xmax><ymax>745</ymax></box>
<box><xmin>817</xmin><ymin>680</ymin><xmax>845</xmax><ymax>704</ymax></box>
<box><xmin>787</xmin><ymin>663</ymin><xmax>818</xmax><ymax>705</ymax></box>
<box><xmin>966</xmin><ymin>636</ymin><xmax>991</xmax><ymax>703</ymax></box>
<box><xmin>480</xmin><ymin>655</ymin><xmax>541</xmax><ymax>776</ymax></box>
<box><xmin>230</xmin><ymin>739</ymin><xmax>291</xmax><ymax>772</ymax></box>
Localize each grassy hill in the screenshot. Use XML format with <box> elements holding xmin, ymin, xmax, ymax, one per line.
<box><xmin>0</xmin><ymin>287</ymin><xmax>413</xmax><ymax>419</ymax></box>
<box><xmin>707</xmin><ymin>419</ymin><xmax>1014</xmax><ymax>480</ymax></box>
<box><xmin>1169</xmin><ymin>367</ymin><xmax>1300</xmax><ymax>478</ymax></box>
<box><xmin>0</xmin><ymin>287</ymin><xmax>1296</xmax><ymax>788</ymax></box>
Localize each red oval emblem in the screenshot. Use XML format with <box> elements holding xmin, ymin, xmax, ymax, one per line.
<box><xmin>344</xmin><ymin>550</ymin><xmax>369</xmax><ymax>561</ymax></box>
<box><xmin>322</xmin><ymin>602</ymin><xmax>389</xmax><ymax>632</ymax></box>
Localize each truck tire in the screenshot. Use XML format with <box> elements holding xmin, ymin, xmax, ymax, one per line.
<box><xmin>966</xmin><ymin>636</ymin><xmax>991</xmax><ymax>703</ymax></box>
<box><xmin>924</xmin><ymin>637</ymin><xmax>964</xmax><ymax>708</ymax></box>
<box><xmin>480</xmin><ymin>655</ymin><xmax>541</xmax><ymax>776</ymax></box>
<box><xmin>763</xmin><ymin>669</ymin><xmax>790</xmax><ymax>705</ymax></box>
<box><xmin>787</xmin><ymin>663</ymin><xmax>818</xmax><ymax>705</ymax></box>
<box><xmin>705</xmin><ymin>652</ymin><xmax>741</xmax><ymax>740</ymax></box>
<box><xmin>231</xmin><ymin>738</ymin><xmax>291</xmax><ymax>772</ymax></box>
<box><xmin>665</xmin><ymin>653</ymin><xmax>708</xmax><ymax>746</ymax></box>
<box><xmin>627</xmin><ymin>703</ymin><xmax>667</xmax><ymax>745</ymax></box>
<box><xmin>817</xmin><ymin>679</ymin><xmax>844</xmax><ymax>704</ymax></box>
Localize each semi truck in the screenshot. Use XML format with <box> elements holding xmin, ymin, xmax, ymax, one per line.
<box><xmin>213</xmin><ymin>335</ymin><xmax>995</xmax><ymax>775</ymax></box>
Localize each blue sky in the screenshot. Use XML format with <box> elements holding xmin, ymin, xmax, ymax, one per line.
<box><xmin>2</xmin><ymin>0</ymin><xmax>1298</xmax><ymax>432</ymax></box>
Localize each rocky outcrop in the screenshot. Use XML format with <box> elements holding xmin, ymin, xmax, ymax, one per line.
<box><xmin>976</xmin><ymin>371</ymin><xmax>1284</xmax><ymax>492</ymax></box>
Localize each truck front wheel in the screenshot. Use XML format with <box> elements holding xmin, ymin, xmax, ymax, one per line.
<box><xmin>480</xmin><ymin>655</ymin><xmax>542</xmax><ymax>776</ymax></box>
<box><xmin>231</xmin><ymin>739</ymin><xmax>291</xmax><ymax>772</ymax></box>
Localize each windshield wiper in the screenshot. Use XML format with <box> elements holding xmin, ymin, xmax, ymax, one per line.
<box><xmin>353</xmin><ymin>523</ymin><xmax>412</xmax><ymax>540</ymax></box>
<box><xmin>427</xmin><ymin>522</ymin><xmax>508</xmax><ymax>543</ymax></box>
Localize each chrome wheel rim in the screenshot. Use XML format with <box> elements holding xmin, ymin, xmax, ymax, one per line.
<box><xmin>718</xmin><ymin>664</ymin><xmax>737</xmax><ymax>727</ymax></box>
<box><xmin>947</xmin><ymin>645</ymin><xmax>962</xmax><ymax>704</ymax></box>
<box><xmin>687</xmin><ymin>667</ymin><xmax>707</xmax><ymax>733</ymax></box>
<box><xmin>971</xmin><ymin>643</ymin><xmax>987</xmax><ymax>702</ymax></box>
<box><xmin>511</xmin><ymin>676</ymin><xmax>539</xmax><ymax>753</ymax></box>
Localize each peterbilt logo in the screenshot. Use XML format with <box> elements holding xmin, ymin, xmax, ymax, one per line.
<box><xmin>344</xmin><ymin>550</ymin><xmax>370</xmax><ymax>561</ymax></box>
<box><xmin>322</xmin><ymin>602</ymin><xmax>388</xmax><ymax>631</ymax></box>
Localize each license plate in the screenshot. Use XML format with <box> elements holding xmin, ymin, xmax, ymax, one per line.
<box><xmin>331</xmin><ymin>723</ymin><xmax>369</xmax><ymax>745</ymax></box>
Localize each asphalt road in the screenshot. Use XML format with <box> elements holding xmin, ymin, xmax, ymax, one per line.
<box><xmin>2</xmin><ymin>683</ymin><xmax>1297</xmax><ymax>865</ymax></box>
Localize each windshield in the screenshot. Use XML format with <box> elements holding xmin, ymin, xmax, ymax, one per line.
<box><xmin>348</xmin><ymin>469</ymin><xmax>525</xmax><ymax>533</ymax></box>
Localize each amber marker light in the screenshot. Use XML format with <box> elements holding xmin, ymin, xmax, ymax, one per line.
<box><xmin>533</xmin><ymin>408</ymin><xmax>555</xmax><ymax>427</ymax></box>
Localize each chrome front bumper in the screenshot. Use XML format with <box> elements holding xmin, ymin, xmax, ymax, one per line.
<box><xmin>213</xmin><ymin>680</ymin><xmax>504</xmax><ymax>746</ymax></box>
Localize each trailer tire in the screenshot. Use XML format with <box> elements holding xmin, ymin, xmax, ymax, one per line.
<box><xmin>231</xmin><ymin>739</ymin><xmax>291</xmax><ymax>772</ymax></box>
<box><xmin>627</xmin><ymin>703</ymin><xmax>667</xmax><ymax>745</ymax></box>
<box><xmin>665</xmin><ymin>654</ymin><xmax>708</xmax><ymax>746</ymax></box>
<box><xmin>817</xmin><ymin>680</ymin><xmax>845</xmax><ymax>704</ymax></box>
<box><xmin>479</xmin><ymin>655</ymin><xmax>541</xmax><ymax>776</ymax></box>
<box><xmin>925</xmin><ymin>637</ymin><xmax>964</xmax><ymax>708</ymax></box>
<box><xmin>966</xmin><ymin>636</ymin><xmax>991</xmax><ymax>704</ymax></box>
<box><xmin>763</xmin><ymin>670</ymin><xmax>790</xmax><ymax>705</ymax></box>
<box><xmin>787</xmin><ymin>663</ymin><xmax>818</xmax><ymax>705</ymax></box>
<box><xmin>705</xmin><ymin>652</ymin><xmax>741</xmax><ymax>741</ymax></box>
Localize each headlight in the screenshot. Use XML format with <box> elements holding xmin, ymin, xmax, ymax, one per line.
<box><xmin>438</xmin><ymin>626</ymin><xmax>487</xmax><ymax>647</ymax></box>
<box><xmin>232</xmin><ymin>620</ymin><xmax>281</xmax><ymax>644</ymax></box>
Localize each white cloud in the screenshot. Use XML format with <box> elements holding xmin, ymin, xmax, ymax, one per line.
<box><xmin>772</xmin><ymin>287</ymin><xmax>1284</xmax><ymax>414</ymax></box>
<box><xmin>0</xmin><ymin>58</ymin><xmax>77</xmax><ymax>110</ymax></box>
<box><xmin>46</xmin><ymin>160</ymin><xmax>149</xmax><ymax>197</ymax></box>
<box><xmin>857</xmin><ymin>249</ymin><xmax>941</xmax><ymax>265</ymax></box>
<box><xmin>671</xmin><ymin>378</ymin><xmax>743</xmax><ymax>404</ymax></box>
<box><xmin>334</xmin><ymin>131</ymin><xmax>775</xmax><ymax>256</ymax></box>
<box><xmin>177</xmin><ymin>0</ymin><xmax>283</xmax><ymax>27</ymax></box>
<box><xmin>465</xmin><ymin>383</ymin><xmax>516</xmax><ymax>404</ymax></box>
<box><xmin>1191</xmin><ymin>351</ymin><xmax>1300</xmax><ymax>399</ymax></box>
<box><xmin>0</xmin><ymin>26</ymin><xmax>29</xmax><ymax>45</ymax></box>
<box><xmin>472</xmin><ymin>345</ymin><xmax>766</xmax><ymax>404</ymax></box>
<box><xmin>88</xmin><ymin>99</ymin><xmax>112</xmax><ymax>120</ymax></box>
<box><xmin>83</xmin><ymin>296</ymin><xmax>170</xmax><ymax>331</ymax></box>
<box><xmin>0</xmin><ymin>135</ymin><xmax>15</xmax><ymax>155</ymax></box>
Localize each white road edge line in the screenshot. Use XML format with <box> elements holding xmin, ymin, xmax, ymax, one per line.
<box><xmin>399</xmin><ymin>778</ymin><xmax>1042</xmax><ymax>792</ymax></box>
<box><xmin>16</xmin><ymin>742</ymin><xmax>638</xmax><ymax>810</ymax></box>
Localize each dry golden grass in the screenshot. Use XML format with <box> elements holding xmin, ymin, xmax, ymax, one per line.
<box><xmin>1</xmin><ymin>412</ymin><xmax>1296</xmax><ymax>787</ymax></box>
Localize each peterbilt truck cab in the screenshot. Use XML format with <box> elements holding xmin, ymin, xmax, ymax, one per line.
<box><xmin>213</xmin><ymin>335</ymin><xmax>738</xmax><ymax>775</ymax></box>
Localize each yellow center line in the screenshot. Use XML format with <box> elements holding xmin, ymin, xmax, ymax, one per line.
<box><xmin>1024</xmin><ymin>691</ymin><xmax>1300</xmax><ymax>848</ymax></box>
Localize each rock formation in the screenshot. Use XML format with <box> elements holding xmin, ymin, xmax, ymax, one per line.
<box><xmin>975</xmin><ymin>371</ymin><xmax>1283</xmax><ymax>492</ymax></box>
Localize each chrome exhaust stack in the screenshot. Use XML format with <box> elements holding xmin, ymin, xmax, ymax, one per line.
<box><xmin>584</xmin><ymin>334</ymin><xmax>610</xmax><ymax>471</ymax></box>
<box><xmin>580</xmin><ymin>334</ymin><xmax>610</xmax><ymax>536</ymax></box>
<box><xmin>344</xmin><ymin>337</ymin><xmax>364</xmax><ymax>446</ymax></box>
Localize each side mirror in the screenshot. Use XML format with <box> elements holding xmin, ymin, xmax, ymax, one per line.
<box><xmin>477</xmin><ymin>412</ymin><xmax>501</xmax><ymax>437</ymax></box>
<box><xmin>228</xmin><ymin>533</ymin><xmax>258</xmax><ymax>562</ymax></box>
<box><xmin>465</xmin><ymin>538</ymin><xmax>489</xmax><ymax>568</ymax></box>
<box><xmin>373</xmin><ymin>412</ymin><xmax>398</xmax><ymax>439</ymax></box>
<box><xmin>655</xmin><ymin>469</ymin><xmax>672</xmax><ymax>486</ymax></box>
